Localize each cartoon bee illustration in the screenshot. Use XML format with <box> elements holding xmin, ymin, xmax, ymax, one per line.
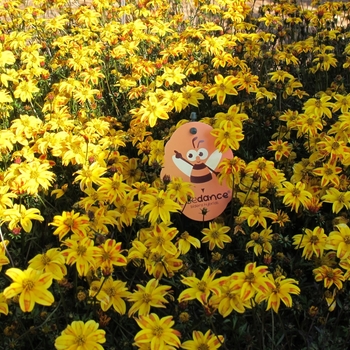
<box><xmin>161</xmin><ymin>121</ymin><xmax>233</xmax><ymax>221</ymax></box>
<box><xmin>172</xmin><ymin>136</ymin><xmax>222</xmax><ymax>184</ymax></box>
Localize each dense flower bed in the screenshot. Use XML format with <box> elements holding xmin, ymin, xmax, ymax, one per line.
<box><xmin>1</xmin><ymin>0</ymin><xmax>350</xmax><ymax>348</ymax></box>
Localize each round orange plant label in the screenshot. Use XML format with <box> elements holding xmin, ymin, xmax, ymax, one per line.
<box><xmin>161</xmin><ymin>122</ymin><xmax>233</xmax><ymax>221</ymax></box>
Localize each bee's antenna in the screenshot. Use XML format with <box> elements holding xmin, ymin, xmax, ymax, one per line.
<box><xmin>190</xmin><ymin>112</ymin><xmax>197</xmax><ymax>121</ymax></box>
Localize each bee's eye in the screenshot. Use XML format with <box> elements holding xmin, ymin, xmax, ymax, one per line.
<box><xmin>186</xmin><ymin>150</ymin><xmax>197</xmax><ymax>161</ymax></box>
<box><xmin>197</xmin><ymin>148</ymin><xmax>208</xmax><ymax>160</ymax></box>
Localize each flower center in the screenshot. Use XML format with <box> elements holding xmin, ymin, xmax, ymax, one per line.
<box><xmin>292</xmin><ymin>188</ymin><xmax>300</xmax><ymax>197</ymax></box>
<box><xmin>198</xmin><ymin>345</ymin><xmax>210</xmax><ymax>350</ymax></box>
<box><xmin>197</xmin><ymin>281</ymin><xmax>207</xmax><ymax>292</ymax></box>
<box><xmin>23</xmin><ymin>279</ymin><xmax>35</xmax><ymax>291</ymax></box>
<box><xmin>181</xmin><ymin>232</ymin><xmax>189</xmax><ymax>239</ymax></box>
<box><xmin>64</xmin><ymin>218</ymin><xmax>74</xmax><ymax>227</ymax></box>
<box><xmin>77</xmin><ymin>245</ymin><xmax>87</xmax><ymax>255</ymax></box>
<box><xmin>153</xmin><ymin>326</ymin><xmax>163</xmax><ymax>337</ymax></box>
<box><xmin>156</xmin><ymin>198</ymin><xmax>165</xmax><ymax>207</ymax></box>
<box><xmin>309</xmin><ymin>235</ymin><xmax>319</xmax><ymax>244</ymax></box>
<box><xmin>142</xmin><ymin>293</ymin><xmax>152</xmax><ymax>303</ymax></box>
<box><xmin>211</xmin><ymin>230</ymin><xmax>220</xmax><ymax>239</ymax></box>
<box><xmin>75</xmin><ymin>335</ymin><xmax>86</xmax><ymax>345</ymax></box>
<box><xmin>245</xmin><ymin>272</ymin><xmax>255</xmax><ymax>283</ymax></box>
<box><xmin>344</xmin><ymin>235</ymin><xmax>350</xmax><ymax>244</ymax></box>
<box><xmin>41</xmin><ymin>253</ymin><xmax>51</xmax><ymax>265</ymax></box>
<box><xmin>156</xmin><ymin>236</ymin><xmax>165</xmax><ymax>245</ymax></box>
<box><xmin>106</xmin><ymin>287</ymin><xmax>116</xmax><ymax>297</ymax></box>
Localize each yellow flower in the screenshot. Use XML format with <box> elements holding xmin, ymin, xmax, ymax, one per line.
<box><xmin>313</xmin><ymin>265</ymin><xmax>345</xmax><ymax>290</ymax></box>
<box><xmin>54</xmin><ymin>320</ymin><xmax>106</xmax><ymax>350</ymax></box>
<box><xmin>268</xmin><ymin>70</ymin><xmax>294</xmax><ymax>83</ymax></box>
<box><xmin>90</xmin><ymin>276</ymin><xmax>130</xmax><ymax>313</ymax></box>
<box><xmin>267</xmin><ymin>140</ymin><xmax>293</xmax><ymax>162</ymax></box>
<box><xmin>292</xmin><ymin>226</ymin><xmax>328</xmax><ymax>260</ymax></box>
<box><xmin>0</xmin><ymin>239</ymin><xmax>10</xmax><ymax>271</ymax></box>
<box><xmin>14</xmin><ymin>79</ymin><xmax>40</xmax><ymax>102</ymax></box>
<box><xmin>28</xmin><ymin>248</ymin><xmax>67</xmax><ymax>281</ymax></box>
<box><xmin>313</xmin><ymin>161</ymin><xmax>342</xmax><ymax>187</ymax></box>
<box><xmin>167</xmin><ymin>177</ymin><xmax>194</xmax><ymax>205</ymax></box>
<box><xmin>181</xmin><ymin>86</ymin><xmax>204</xmax><ymax>107</ymax></box>
<box><xmin>210</xmin><ymin>277</ymin><xmax>251</xmax><ymax>317</ymax></box>
<box><xmin>50</xmin><ymin>210</ymin><xmax>90</xmax><ymax>241</ymax></box>
<box><xmin>322</xmin><ymin>188</ymin><xmax>350</xmax><ymax>214</ymax></box>
<box><xmin>137</xmin><ymin>94</ymin><xmax>169</xmax><ymax>128</ymax></box>
<box><xmin>0</xmin><ymin>292</ymin><xmax>8</xmax><ymax>315</ymax></box>
<box><xmin>98</xmin><ymin>173</ymin><xmax>131</xmax><ymax>204</ymax></box>
<box><xmin>238</xmin><ymin>206</ymin><xmax>277</xmax><ymax>228</ymax></box>
<box><xmin>176</xmin><ymin>231</ymin><xmax>201</xmax><ymax>254</ymax></box>
<box><xmin>211</xmin><ymin>125</ymin><xmax>244</xmax><ymax>152</ymax></box>
<box><xmin>62</xmin><ymin>235</ymin><xmax>99</xmax><ymax>276</ymax></box>
<box><xmin>73</xmin><ymin>162</ymin><xmax>107</xmax><ymax>191</ymax></box>
<box><xmin>181</xmin><ymin>329</ymin><xmax>224</xmax><ymax>350</ymax></box>
<box><xmin>327</xmin><ymin>224</ymin><xmax>350</xmax><ymax>259</ymax></box>
<box><xmin>245</xmin><ymin>157</ymin><xmax>279</xmax><ymax>182</ymax></box>
<box><xmin>17</xmin><ymin>160</ymin><xmax>56</xmax><ymax>195</ymax></box>
<box><xmin>128</xmin><ymin>278</ymin><xmax>171</xmax><ymax>317</ymax></box>
<box><xmin>178</xmin><ymin>267</ymin><xmax>221</xmax><ymax>305</ymax></box>
<box><xmin>3</xmin><ymin>267</ymin><xmax>54</xmax><ymax>312</ymax></box>
<box><xmin>303</xmin><ymin>95</ymin><xmax>334</xmax><ymax>119</ymax></box>
<box><xmin>144</xmin><ymin>222</ymin><xmax>179</xmax><ymax>255</ymax></box>
<box><xmin>255</xmin><ymin>274</ymin><xmax>300</xmax><ymax>313</ymax></box>
<box><xmin>277</xmin><ymin>181</ymin><xmax>313</xmax><ymax>212</ymax></box>
<box><xmin>207</xmin><ymin>74</ymin><xmax>239</xmax><ymax>105</ymax></box>
<box><xmin>246</xmin><ymin>227</ymin><xmax>273</xmax><ymax>256</ymax></box>
<box><xmin>134</xmin><ymin>313</ymin><xmax>181</xmax><ymax>350</ymax></box>
<box><xmin>94</xmin><ymin>239</ymin><xmax>127</xmax><ymax>275</ymax></box>
<box><xmin>231</xmin><ymin>262</ymin><xmax>269</xmax><ymax>302</ymax></box>
<box><xmin>201</xmin><ymin>221</ymin><xmax>232</xmax><ymax>250</ymax></box>
<box><xmin>141</xmin><ymin>189</ymin><xmax>182</xmax><ymax>224</ymax></box>
<box><xmin>1</xmin><ymin>204</ymin><xmax>44</xmax><ymax>233</ymax></box>
<box><xmin>332</xmin><ymin>93</ymin><xmax>350</xmax><ymax>113</ymax></box>
<box><xmin>162</xmin><ymin>66</ymin><xmax>186</xmax><ymax>86</ymax></box>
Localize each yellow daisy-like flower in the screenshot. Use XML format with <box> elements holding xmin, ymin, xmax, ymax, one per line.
<box><xmin>0</xmin><ymin>239</ymin><xmax>10</xmax><ymax>271</ymax></box>
<box><xmin>207</xmin><ymin>74</ymin><xmax>239</xmax><ymax>105</ymax></box>
<box><xmin>73</xmin><ymin>162</ymin><xmax>107</xmax><ymax>191</ymax></box>
<box><xmin>313</xmin><ymin>265</ymin><xmax>345</xmax><ymax>290</ymax></box>
<box><xmin>303</xmin><ymin>95</ymin><xmax>334</xmax><ymax>119</ymax></box>
<box><xmin>94</xmin><ymin>239</ymin><xmax>127</xmax><ymax>276</ymax></box>
<box><xmin>322</xmin><ymin>188</ymin><xmax>350</xmax><ymax>214</ymax></box>
<box><xmin>62</xmin><ymin>235</ymin><xmax>99</xmax><ymax>277</ymax></box>
<box><xmin>0</xmin><ymin>292</ymin><xmax>8</xmax><ymax>315</ymax></box>
<box><xmin>128</xmin><ymin>278</ymin><xmax>171</xmax><ymax>317</ymax></box>
<box><xmin>255</xmin><ymin>274</ymin><xmax>300</xmax><ymax>313</ymax></box>
<box><xmin>181</xmin><ymin>329</ymin><xmax>224</xmax><ymax>350</ymax></box>
<box><xmin>178</xmin><ymin>267</ymin><xmax>221</xmax><ymax>305</ymax></box>
<box><xmin>238</xmin><ymin>206</ymin><xmax>277</xmax><ymax>229</ymax></box>
<box><xmin>201</xmin><ymin>221</ymin><xmax>232</xmax><ymax>250</ymax></box>
<box><xmin>277</xmin><ymin>181</ymin><xmax>313</xmax><ymax>212</ymax></box>
<box><xmin>3</xmin><ymin>267</ymin><xmax>54</xmax><ymax>312</ymax></box>
<box><xmin>50</xmin><ymin>210</ymin><xmax>90</xmax><ymax>241</ymax></box>
<box><xmin>54</xmin><ymin>320</ymin><xmax>106</xmax><ymax>350</ymax></box>
<box><xmin>211</xmin><ymin>125</ymin><xmax>244</xmax><ymax>153</ymax></box>
<box><xmin>231</xmin><ymin>262</ymin><xmax>269</xmax><ymax>302</ymax></box>
<box><xmin>246</xmin><ymin>226</ymin><xmax>273</xmax><ymax>256</ymax></box>
<box><xmin>134</xmin><ymin>313</ymin><xmax>181</xmax><ymax>350</ymax></box>
<box><xmin>28</xmin><ymin>248</ymin><xmax>67</xmax><ymax>281</ymax></box>
<box><xmin>292</xmin><ymin>226</ymin><xmax>328</xmax><ymax>260</ymax></box>
<box><xmin>90</xmin><ymin>276</ymin><xmax>130</xmax><ymax>314</ymax></box>
<box><xmin>1</xmin><ymin>204</ymin><xmax>44</xmax><ymax>233</ymax></box>
<box><xmin>141</xmin><ymin>189</ymin><xmax>182</xmax><ymax>224</ymax></box>
<box><xmin>176</xmin><ymin>231</ymin><xmax>201</xmax><ymax>254</ymax></box>
<box><xmin>327</xmin><ymin>223</ymin><xmax>350</xmax><ymax>259</ymax></box>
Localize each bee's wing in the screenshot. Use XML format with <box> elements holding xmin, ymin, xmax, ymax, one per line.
<box><xmin>205</xmin><ymin>149</ymin><xmax>222</xmax><ymax>171</ymax></box>
<box><xmin>172</xmin><ymin>155</ymin><xmax>192</xmax><ymax>177</ymax></box>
